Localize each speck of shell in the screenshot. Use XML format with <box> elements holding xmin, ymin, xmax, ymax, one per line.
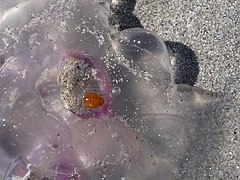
<box><xmin>58</xmin><ymin>56</ymin><xmax>100</xmax><ymax>115</ymax></box>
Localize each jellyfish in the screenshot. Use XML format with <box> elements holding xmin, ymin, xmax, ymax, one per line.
<box><xmin>0</xmin><ymin>0</ymin><xmax>221</xmax><ymax>179</ymax></box>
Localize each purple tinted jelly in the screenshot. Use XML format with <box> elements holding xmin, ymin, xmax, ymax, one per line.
<box><xmin>0</xmin><ymin>0</ymin><xmax>221</xmax><ymax>179</ymax></box>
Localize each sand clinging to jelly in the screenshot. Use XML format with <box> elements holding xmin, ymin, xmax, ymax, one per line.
<box><xmin>58</xmin><ymin>53</ymin><xmax>111</xmax><ymax>118</ymax></box>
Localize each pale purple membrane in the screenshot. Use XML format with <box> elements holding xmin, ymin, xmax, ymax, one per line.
<box><xmin>0</xmin><ymin>0</ymin><xmax>221</xmax><ymax>179</ymax></box>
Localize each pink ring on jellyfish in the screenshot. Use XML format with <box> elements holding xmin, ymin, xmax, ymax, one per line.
<box><xmin>57</xmin><ymin>52</ymin><xmax>112</xmax><ymax>119</ymax></box>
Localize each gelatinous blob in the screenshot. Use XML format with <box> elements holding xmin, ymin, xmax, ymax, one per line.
<box><xmin>0</xmin><ymin>0</ymin><xmax>222</xmax><ymax>179</ymax></box>
<box><xmin>114</xmin><ymin>27</ymin><xmax>173</xmax><ymax>88</ymax></box>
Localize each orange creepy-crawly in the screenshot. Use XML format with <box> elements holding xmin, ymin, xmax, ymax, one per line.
<box><xmin>82</xmin><ymin>92</ymin><xmax>105</xmax><ymax>109</ymax></box>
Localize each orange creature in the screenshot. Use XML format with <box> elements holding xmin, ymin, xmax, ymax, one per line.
<box><xmin>82</xmin><ymin>92</ymin><xmax>105</xmax><ymax>109</ymax></box>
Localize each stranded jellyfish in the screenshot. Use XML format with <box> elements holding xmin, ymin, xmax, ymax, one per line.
<box><xmin>0</xmin><ymin>0</ymin><xmax>221</xmax><ymax>179</ymax></box>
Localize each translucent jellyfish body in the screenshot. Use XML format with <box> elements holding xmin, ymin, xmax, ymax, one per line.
<box><xmin>0</xmin><ymin>0</ymin><xmax>221</xmax><ymax>180</ymax></box>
